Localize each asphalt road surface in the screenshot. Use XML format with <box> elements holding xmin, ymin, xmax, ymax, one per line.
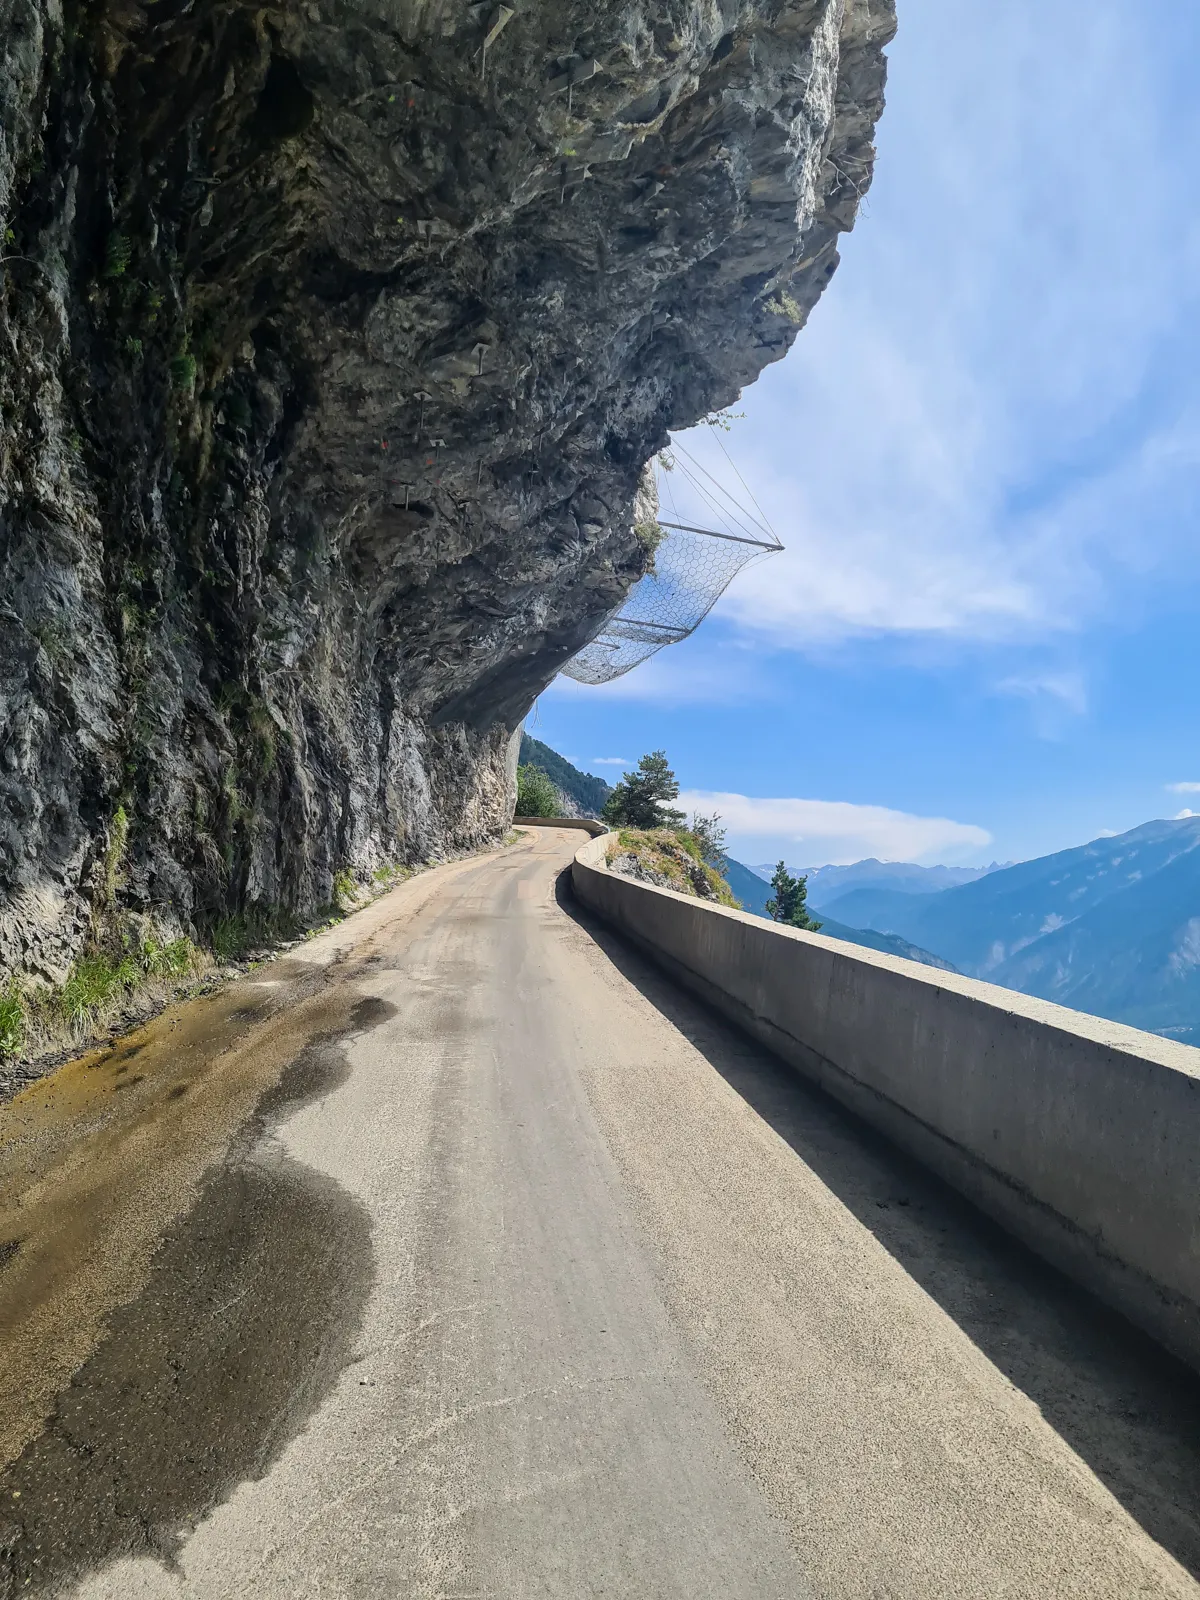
<box><xmin>2</xmin><ymin>826</ymin><xmax>1200</xmax><ymax>1599</ymax></box>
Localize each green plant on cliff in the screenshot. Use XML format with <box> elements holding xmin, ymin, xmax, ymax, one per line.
<box><xmin>634</xmin><ymin>518</ymin><xmax>664</xmax><ymax>558</ymax></box>
<box><xmin>767</xmin><ymin>289</ymin><xmax>805</xmax><ymax>325</ymax></box>
<box><xmin>332</xmin><ymin>869</ymin><xmax>358</xmax><ymax>911</ymax></box>
<box><xmin>516</xmin><ymin>763</ymin><xmax>559</xmax><ymax>817</ymax></box>
<box><xmin>0</xmin><ymin>987</ymin><xmax>25</xmax><ymax>1057</ymax></box>
<box><xmin>102</xmin><ymin>231</ymin><xmax>132</xmax><ymax>278</ymax></box>
<box><xmin>169</xmin><ymin>351</ymin><xmax>197</xmax><ymax>391</ymax></box>
<box><xmin>104</xmin><ymin>805</ymin><xmax>130</xmax><ymax>907</ymax></box>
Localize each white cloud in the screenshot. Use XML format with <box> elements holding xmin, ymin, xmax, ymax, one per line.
<box><xmin>1166</xmin><ymin>782</ymin><xmax>1200</xmax><ymax>793</ymax></box>
<box><xmin>1175</xmin><ymin>809</ymin><xmax>1198</xmax><ymax>820</ymax></box>
<box><xmin>654</xmin><ymin>0</ymin><xmax>1200</xmax><ymax>651</ymax></box>
<box><xmin>678</xmin><ymin>790</ymin><xmax>992</xmax><ymax>867</ymax></box>
<box><xmin>993</xmin><ymin>670</ymin><xmax>1089</xmax><ymax>739</ymax></box>
<box><xmin>592</xmin><ymin>757</ymin><xmax>631</xmax><ymax>766</ymax></box>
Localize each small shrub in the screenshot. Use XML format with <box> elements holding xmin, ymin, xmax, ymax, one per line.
<box><xmin>169</xmin><ymin>352</ymin><xmax>197</xmax><ymax>391</ymax></box>
<box><xmin>211</xmin><ymin>915</ymin><xmax>249</xmax><ymax>961</ymax></box>
<box><xmin>687</xmin><ymin>811</ymin><xmax>728</xmax><ymax>871</ymax></box>
<box><xmin>104</xmin><ymin>805</ymin><xmax>130</xmax><ymax>907</ymax></box>
<box><xmin>102</xmin><ymin>232</ymin><xmax>132</xmax><ymax>278</ymax></box>
<box><xmin>634</xmin><ymin>518</ymin><xmax>664</xmax><ymax>558</ymax></box>
<box><xmin>516</xmin><ymin>764</ymin><xmax>559</xmax><ymax>817</ymax></box>
<box><xmin>332</xmin><ymin>868</ymin><xmax>357</xmax><ymax>911</ymax></box>
<box><xmin>768</xmin><ymin>290</ymin><xmax>804</xmax><ymax>325</ymax></box>
<box><xmin>0</xmin><ymin>987</ymin><xmax>25</xmax><ymax>1057</ymax></box>
<box><xmin>124</xmin><ymin>335</ymin><xmax>143</xmax><ymax>358</ymax></box>
<box><xmin>246</xmin><ymin>699</ymin><xmax>277</xmax><ymax>776</ymax></box>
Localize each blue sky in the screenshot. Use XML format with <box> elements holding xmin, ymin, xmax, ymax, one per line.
<box><xmin>534</xmin><ymin>0</ymin><xmax>1200</xmax><ymax>869</ymax></box>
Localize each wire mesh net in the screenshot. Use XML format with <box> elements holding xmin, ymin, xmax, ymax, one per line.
<box><xmin>560</xmin><ymin>522</ymin><xmax>779</xmax><ymax>685</ymax></box>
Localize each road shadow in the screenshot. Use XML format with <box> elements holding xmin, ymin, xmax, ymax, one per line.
<box><xmin>556</xmin><ymin>869</ymin><xmax>1200</xmax><ymax>1580</ymax></box>
<box><xmin>0</xmin><ymin>997</ymin><xmax>395</xmax><ymax>1599</ymax></box>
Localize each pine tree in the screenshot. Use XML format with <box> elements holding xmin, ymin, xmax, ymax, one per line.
<box><xmin>765</xmin><ymin>861</ymin><xmax>820</xmax><ymax>930</ymax></box>
<box><xmin>602</xmin><ymin>750</ymin><xmax>685</xmax><ymax>829</ymax></box>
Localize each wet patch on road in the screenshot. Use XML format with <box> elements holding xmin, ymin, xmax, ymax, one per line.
<box><xmin>0</xmin><ymin>1004</ymin><xmax>397</xmax><ymax>1598</ymax></box>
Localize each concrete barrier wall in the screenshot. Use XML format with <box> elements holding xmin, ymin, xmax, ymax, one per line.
<box><xmin>572</xmin><ymin>832</ymin><xmax>1200</xmax><ymax>1371</ymax></box>
<box><xmin>513</xmin><ymin>816</ymin><xmax>607</xmax><ymax>835</ymax></box>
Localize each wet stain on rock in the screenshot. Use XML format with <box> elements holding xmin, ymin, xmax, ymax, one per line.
<box><xmin>0</xmin><ymin>1001</ymin><xmax>394</xmax><ymax>1597</ymax></box>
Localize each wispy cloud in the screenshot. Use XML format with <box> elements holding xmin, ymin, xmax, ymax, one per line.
<box><xmin>678</xmin><ymin>790</ymin><xmax>992</xmax><ymax>867</ymax></box>
<box><xmin>592</xmin><ymin>757</ymin><xmax>631</xmax><ymax>766</ymax></box>
<box><xmin>995</xmin><ymin>673</ymin><xmax>1088</xmax><ymax>716</ymax></box>
<box><xmin>1166</xmin><ymin>782</ymin><xmax>1200</xmax><ymax>794</ymax></box>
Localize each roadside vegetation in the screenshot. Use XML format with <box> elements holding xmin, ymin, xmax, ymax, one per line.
<box><xmin>516</xmin><ymin>762</ymin><xmax>561</xmax><ymax>817</ymax></box>
<box><xmin>0</xmin><ymin>936</ymin><xmax>204</xmax><ymax>1067</ymax></box>
<box><xmin>0</xmin><ymin>802</ymin><xmax>422</xmax><ymax>1082</ymax></box>
<box><xmin>601</xmin><ymin>751</ymin><xmax>740</xmax><ymax>907</ymax></box>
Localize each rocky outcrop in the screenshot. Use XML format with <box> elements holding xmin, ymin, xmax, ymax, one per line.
<box><xmin>0</xmin><ymin>0</ymin><xmax>894</xmax><ymax>979</ymax></box>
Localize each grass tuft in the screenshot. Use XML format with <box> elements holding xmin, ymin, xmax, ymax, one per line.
<box><xmin>169</xmin><ymin>351</ymin><xmax>197</xmax><ymax>391</ymax></box>
<box><xmin>0</xmin><ymin>988</ymin><xmax>25</xmax><ymax>1058</ymax></box>
<box><xmin>104</xmin><ymin>805</ymin><xmax>130</xmax><ymax>906</ymax></box>
<box><xmin>102</xmin><ymin>232</ymin><xmax>132</xmax><ymax>278</ymax></box>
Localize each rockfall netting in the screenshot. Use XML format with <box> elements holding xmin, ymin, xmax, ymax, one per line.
<box><xmin>560</xmin><ymin>521</ymin><xmax>780</xmax><ymax>685</ymax></box>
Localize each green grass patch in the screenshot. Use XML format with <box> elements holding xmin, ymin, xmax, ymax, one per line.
<box><xmin>169</xmin><ymin>351</ymin><xmax>197</xmax><ymax>391</ymax></box>
<box><xmin>104</xmin><ymin>804</ymin><xmax>130</xmax><ymax>906</ymax></box>
<box><xmin>56</xmin><ymin>953</ymin><xmax>138</xmax><ymax>1026</ymax></box>
<box><xmin>371</xmin><ymin>862</ymin><xmax>411</xmax><ymax>889</ymax></box>
<box><xmin>609</xmin><ymin>828</ymin><xmax>739</xmax><ymax>908</ymax></box>
<box><xmin>210</xmin><ymin>906</ymin><xmax>297</xmax><ymax>961</ymax></box>
<box><xmin>102</xmin><ymin>232</ymin><xmax>132</xmax><ymax>278</ymax></box>
<box><xmin>0</xmin><ymin>987</ymin><xmax>25</xmax><ymax>1057</ymax></box>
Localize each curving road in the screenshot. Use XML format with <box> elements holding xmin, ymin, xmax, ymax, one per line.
<box><xmin>3</xmin><ymin>826</ymin><xmax>1200</xmax><ymax>1599</ymax></box>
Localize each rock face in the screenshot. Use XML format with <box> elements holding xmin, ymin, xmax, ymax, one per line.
<box><xmin>0</xmin><ymin>0</ymin><xmax>894</xmax><ymax>978</ymax></box>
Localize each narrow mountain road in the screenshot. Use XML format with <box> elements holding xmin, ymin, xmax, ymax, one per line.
<box><xmin>3</xmin><ymin>827</ymin><xmax>1200</xmax><ymax>1599</ymax></box>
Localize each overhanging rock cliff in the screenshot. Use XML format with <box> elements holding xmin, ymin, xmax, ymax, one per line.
<box><xmin>0</xmin><ymin>0</ymin><xmax>894</xmax><ymax>978</ymax></box>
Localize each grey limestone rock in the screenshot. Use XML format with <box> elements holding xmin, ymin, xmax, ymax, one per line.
<box><xmin>0</xmin><ymin>0</ymin><xmax>894</xmax><ymax>977</ymax></box>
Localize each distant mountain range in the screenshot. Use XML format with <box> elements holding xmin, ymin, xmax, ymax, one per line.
<box><xmin>750</xmin><ymin>859</ymin><xmax>1003</xmax><ymax>896</ymax></box>
<box><xmin>723</xmin><ymin>859</ymin><xmax>958</xmax><ymax>973</ymax></box>
<box><xmin>809</xmin><ymin>818</ymin><xmax>1200</xmax><ymax>1043</ymax></box>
